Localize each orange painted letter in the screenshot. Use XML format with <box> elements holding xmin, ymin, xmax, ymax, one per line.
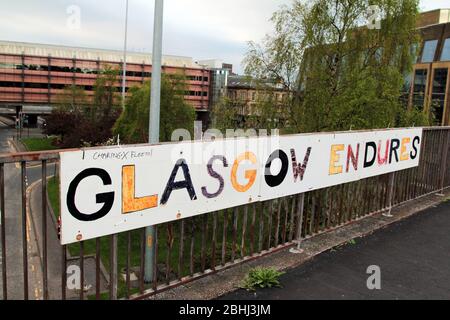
<box><xmin>400</xmin><ymin>138</ymin><xmax>411</xmax><ymax>161</ymax></box>
<box><xmin>329</xmin><ymin>145</ymin><xmax>344</xmax><ymax>175</ymax></box>
<box><xmin>231</xmin><ymin>152</ymin><xmax>257</xmax><ymax>192</ymax></box>
<box><xmin>122</xmin><ymin>165</ymin><xmax>158</xmax><ymax>214</ymax></box>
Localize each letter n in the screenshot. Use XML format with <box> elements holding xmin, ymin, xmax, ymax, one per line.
<box><xmin>346</xmin><ymin>144</ymin><xmax>359</xmax><ymax>173</ymax></box>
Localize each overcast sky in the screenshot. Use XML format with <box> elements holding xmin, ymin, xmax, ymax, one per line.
<box><xmin>0</xmin><ymin>0</ymin><xmax>448</xmax><ymax>73</ymax></box>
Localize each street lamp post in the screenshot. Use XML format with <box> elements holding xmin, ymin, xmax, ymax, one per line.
<box><xmin>121</xmin><ymin>0</ymin><xmax>129</xmax><ymax>110</ymax></box>
<box><xmin>144</xmin><ymin>0</ymin><xmax>164</xmax><ymax>284</ymax></box>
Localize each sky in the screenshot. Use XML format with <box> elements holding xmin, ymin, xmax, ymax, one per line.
<box><xmin>0</xmin><ymin>0</ymin><xmax>448</xmax><ymax>74</ymax></box>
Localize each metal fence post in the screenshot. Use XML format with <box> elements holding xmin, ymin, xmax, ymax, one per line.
<box><xmin>383</xmin><ymin>172</ymin><xmax>396</xmax><ymax>218</ymax></box>
<box><xmin>109</xmin><ymin>234</ymin><xmax>118</xmax><ymax>300</ymax></box>
<box><xmin>290</xmin><ymin>193</ymin><xmax>305</xmax><ymax>254</ymax></box>
<box><xmin>0</xmin><ymin>164</ymin><xmax>7</xmax><ymax>300</ymax></box>
<box><xmin>437</xmin><ymin>130</ymin><xmax>449</xmax><ymax>195</ymax></box>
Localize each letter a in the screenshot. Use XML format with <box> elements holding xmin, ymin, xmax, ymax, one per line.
<box><xmin>366</xmin><ymin>265</ymin><xmax>381</xmax><ymax>290</ymax></box>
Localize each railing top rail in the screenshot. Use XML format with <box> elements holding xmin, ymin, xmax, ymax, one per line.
<box><xmin>0</xmin><ymin>149</ymin><xmax>63</xmax><ymax>163</ymax></box>
<box><xmin>423</xmin><ymin>126</ymin><xmax>450</xmax><ymax>131</ymax></box>
<box><xmin>1</xmin><ymin>126</ymin><xmax>448</xmax><ymax>164</ymax></box>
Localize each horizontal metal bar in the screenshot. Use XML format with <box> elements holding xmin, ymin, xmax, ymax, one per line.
<box><xmin>0</xmin><ymin>150</ymin><xmax>62</xmax><ymax>164</ymax></box>
<box><xmin>2</xmin><ymin>127</ymin><xmax>447</xmax><ymax>165</ymax></box>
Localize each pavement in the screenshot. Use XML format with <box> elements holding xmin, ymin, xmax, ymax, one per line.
<box><xmin>219</xmin><ymin>200</ymin><xmax>450</xmax><ymax>300</ymax></box>
<box><xmin>0</xmin><ymin>119</ymin><xmax>57</xmax><ymax>300</ymax></box>
<box><xmin>28</xmin><ymin>181</ymin><xmax>109</xmax><ymax>299</ymax></box>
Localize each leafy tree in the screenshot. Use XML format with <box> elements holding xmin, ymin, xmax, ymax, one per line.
<box><xmin>113</xmin><ymin>74</ymin><xmax>196</xmax><ymax>143</ymax></box>
<box><xmin>211</xmin><ymin>78</ymin><xmax>290</xmax><ymax>134</ymax></box>
<box><xmin>44</xmin><ymin>66</ymin><xmax>121</xmax><ymax>147</ymax></box>
<box><xmin>243</xmin><ymin>0</ymin><xmax>428</xmax><ymax>133</ymax></box>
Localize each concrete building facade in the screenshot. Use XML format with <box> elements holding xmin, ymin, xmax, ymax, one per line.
<box><xmin>0</xmin><ymin>40</ymin><xmax>216</xmax><ymax>125</ymax></box>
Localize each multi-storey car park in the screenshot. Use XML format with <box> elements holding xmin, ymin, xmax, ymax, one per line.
<box><xmin>0</xmin><ymin>40</ymin><xmax>231</xmax><ymax>126</ymax></box>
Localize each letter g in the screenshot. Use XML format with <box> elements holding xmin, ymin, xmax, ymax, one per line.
<box><xmin>66</xmin><ymin>168</ymin><xmax>115</xmax><ymax>221</ymax></box>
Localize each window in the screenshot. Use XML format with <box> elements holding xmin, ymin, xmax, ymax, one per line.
<box><xmin>431</xmin><ymin>68</ymin><xmax>448</xmax><ymax>125</ymax></box>
<box><xmin>410</xmin><ymin>43</ymin><xmax>419</xmax><ymax>63</ymax></box>
<box><xmin>400</xmin><ymin>72</ymin><xmax>413</xmax><ymax>106</ymax></box>
<box><xmin>421</xmin><ymin>40</ymin><xmax>438</xmax><ymax>63</ymax></box>
<box><xmin>412</xmin><ymin>69</ymin><xmax>427</xmax><ymax>109</ymax></box>
<box><xmin>441</xmin><ymin>38</ymin><xmax>450</xmax><ymax>61</ymax></box>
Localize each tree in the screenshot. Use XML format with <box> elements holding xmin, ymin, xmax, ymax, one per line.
<box><xmin>212</xmin><ymin>91</ymin><xmax>287</xmax><ymax>133</ymax></box>
<box><xmin>243</xmin><ymin>0</ymin><xmax>428</xmax><ymax>133</ymax></box>
<box><xmin>44</xmin><ymin>65</ymin><xmax>121</xmax><ymax>148</ymax></box>
<box><xmin>113</xmin><ymin>74</ymin><xmax>196</xmax><ymax>144</ymax></box>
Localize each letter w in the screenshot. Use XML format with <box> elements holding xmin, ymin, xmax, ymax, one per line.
<box><xmin>291</xmin><ymin>147</ymin><xmax>312</xmax><ymax>182</ymax></box>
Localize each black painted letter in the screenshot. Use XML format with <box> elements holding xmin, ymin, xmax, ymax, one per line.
<box><xmin>410</xmin><ymin>136</ymin><xmax>421</xmax><ymax>160</ymax></box>
<box><xmin>66</xmin><ymin>168</ymin><xmax>115</xmax><ymax>222</ymax></box>
<box><xmin>161</xmin><ymin>159</ymin><xmax>197</xmax><ymax>205</ymax></box>
<box><xmin>265</xmin><ymin>150</ymin><xmax>289</xmax><ymax>188</ymax></box>
<box><xmin>364</xmin><ymin>142</ymin><xmax>377</xmax><ymax>168</ymax></box>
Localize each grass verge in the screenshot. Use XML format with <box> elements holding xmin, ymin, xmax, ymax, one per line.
<box><xmin>21</xmin><ymin>137</ymin><xmax>57</xmax><ymax>151</ymax></box>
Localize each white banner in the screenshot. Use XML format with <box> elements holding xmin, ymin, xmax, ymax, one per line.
<box><xmin>60</xmin><ymin>128</ymin><xmax>422</xmax><ymax>244</ymax></box>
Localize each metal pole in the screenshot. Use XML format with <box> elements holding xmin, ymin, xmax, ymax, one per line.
<box><xmin>383</xmin><ymin>172</ymin><xmax>395</xmax><ymax>218</ymax></box>
<box><xmin>144</xmin><ymin>0</ymin><xmax>164</xmax><ymax>283</ymax></box>
<box><xmin>437</xmin><ymin>130</ymin><xmax>449</xmax><ymax>195</ymax></box>
<box><xmin>290</xmin><ymin>193</ymin><xmax>305</xmax><ymax>254</ymax></box>
<box><xmin>121</xmin><ymin>0</ymin><xmax>129</xmax><ymax>110</ymax></box>
<box><xmin>109</xmin><ymin>234</ymin><xmax>118</xmax><ymax>299</ymax></box>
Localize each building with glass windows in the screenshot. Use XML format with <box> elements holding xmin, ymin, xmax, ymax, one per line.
<box><xmin>408</xmin><ymin>9</ymin><xmax>450</xmax><ymax>125</ymax></box>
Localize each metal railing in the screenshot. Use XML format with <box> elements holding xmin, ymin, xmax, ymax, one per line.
<box><xmin>0</xmin><ymin>127</ymin><xmax>449</xmax><ymax>300</ymax></box>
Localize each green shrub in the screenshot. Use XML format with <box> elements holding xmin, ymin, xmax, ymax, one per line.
<box><xmin>241</xmin><ymin>267</ymin><xmax>285</xmax><ymax>291</ymax></box>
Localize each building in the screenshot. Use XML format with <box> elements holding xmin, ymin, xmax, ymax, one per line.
<box><xmin>0</xmin><ymin>40</ymin><xmax>220</xmax><ymax>125</ymax></box>
<box><xmin>226</xmin><ymin>75</ymin><xmax>290</xmax><ymax>118</ymax></box>
<box><xmin>196</xmin><ymin>59</ymin><xmax>232</xmax><ymax>126</ymax></box>
<box><xmin>407</xmin><ymin>9</ymin><xmax>450</xmax><ymax>125</ymax></box>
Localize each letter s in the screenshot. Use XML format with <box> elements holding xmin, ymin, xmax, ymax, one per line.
<box><xmin>66</xmin><ymin>168</ymin><xmax>115</xmax><ymax>222</ymax></box>
<box><xmin>410</xmin><ymin>136</ymin><xmax>421</xmax><ymax>160</ymax></box>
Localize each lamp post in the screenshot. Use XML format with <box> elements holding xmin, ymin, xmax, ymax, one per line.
<box><xmin>121</xmin><ymin>0</ymin><xmax>129</xmax><ymax>110</ymax></box>
<box><xmin>144</xmin><ymin>0</ymin><xmax>164</xmax><ymax>283</ymax></box>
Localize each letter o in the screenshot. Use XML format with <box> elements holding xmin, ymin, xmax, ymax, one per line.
<box><xmin>264</xmin><ymin>150</ymin><xmax>289</xmax><ymax>188</ymax></box>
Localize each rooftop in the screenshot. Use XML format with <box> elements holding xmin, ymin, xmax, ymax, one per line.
<box><xmin>227</xmin><ymin>75</ymin><xmax>285</xmax><ymax>90</ymax></box>
<box><xmin>0</xmin><ymin>40</ymin><xmax>203</xmax><ymax>69</ymax></box>
<box><xmin>417</xmin><ymin>8</ymin><xmax>450</xmax><ymax>28</ymax></box>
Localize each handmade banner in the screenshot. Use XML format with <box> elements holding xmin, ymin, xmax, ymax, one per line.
<box><xmin>59</xmin><ymin>128</ymin><xmax>422</xmax><ymax>244</ymax></box>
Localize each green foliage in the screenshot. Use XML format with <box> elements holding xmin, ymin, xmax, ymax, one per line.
<box><xmin>44</xmin><ymin>65</ymin><xmax>121</xmax><ymax>148</ymax></box>
<box><xmin>113</xmin><ymin>74</ymin><xmax>196</xmax><ymax>143</ymax></box>
<box><xmin>241</xmin><ymin>267</ymin><xmax>285</xmax><ymax>291</ymax></box>
<box><xmin>48</xmin><ymin>176</ymin><xmax>60</xmax><ymax>219</ymax></box>
<box><xmin>243</xmin><ymin>0</ymin><xmax>424</xmax><ymax>133</ymax></box>
<box><xmin>211</xmin><ymin>85</ymin><xmax>289</xmax><ymax>134</ymax></box>
<box><xmin>21</xmin><ymin>137</ymin><xmax>57</xmax><ymax>151</ymax></box>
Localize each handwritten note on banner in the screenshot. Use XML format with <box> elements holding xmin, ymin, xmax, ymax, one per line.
<box><xmin>60</xmin><ymin>128</ymin><xmax>422</xmax><ymax>244</ymax></box>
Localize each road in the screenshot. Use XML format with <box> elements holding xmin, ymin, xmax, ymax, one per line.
<box><xmin>220</xmin><ymin>200</ymin><xmax>450</xmax><ymax>300</ymax></box>
<box><xmin>0</xmin><ymin>120</ymin><xmax>49</xmax><ymax>299</ymax></box>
